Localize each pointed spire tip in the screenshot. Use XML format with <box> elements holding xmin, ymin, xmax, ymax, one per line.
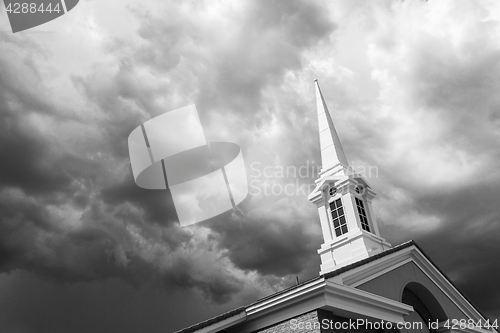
<box><xmin>314</xmin><ymin>77</ymin><xmax>350</xmax><ymax>168</ymax></box>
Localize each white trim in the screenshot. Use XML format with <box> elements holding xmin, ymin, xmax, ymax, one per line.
<box><xmin>323</xmin><ymin>281</ymin><xmax>413</xmax><ymax>323</ymax></box>
<box><xmin>236</xmin><ymin>296</ymin><xmax>325</xmax><ymax>333</ymax></box>
<box><xmin>245</xmin><ymin>278</ymin><xmax>413</xmax><ymax>323</ymax></box>
<box><xmin>318</xmin><ymin>229</ymin><xmax>389</xmax><ymax>254</ymax></box>
<box><xmin>335</xmin><ymin>245</ymin><xmax>495</xmax><ymax>331</ymax></box>
<box><xmin>246</xmin><ymin>278</ymin><xmax>325</xmax><ymax>316</ymax></box>
<box><xmin>349</xmin><ymin>258</ymin><xmax>413</xmax><ymax>288</ymax></box>
<box><xmin>341</xmin><ymin>247</ymin><xmax>414</xmax><ymax>286</ymax></box>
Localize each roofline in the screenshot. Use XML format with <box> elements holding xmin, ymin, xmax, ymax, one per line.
<box><xmin>173</xmin><ymin>240</ymin><xmax>495</xmax><ymax>333</ymax></box>
<box><xmin>174</xmin><ymin>307</ymin><xmax>246</xmax><ymax>333</ymax></box>
<box><xmin>322</xmin><ymin>240</ymin><xmax>416</xmax><ymax>280</ymax></box>
<box><xmin>173</xmin><ymin>241</ymin><xmax>414</xmax><ymax>333</ymax></box>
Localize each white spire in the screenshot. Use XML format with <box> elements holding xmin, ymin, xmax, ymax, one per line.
<box><xmin>314</xmin><ymin>79</ymin><xmax>349</xmax><ymax>170</ymax></box>
<box><xmin>310</xmin><ymin>79</ymin><xmax>391</xmax><ymax>274</ymax></box>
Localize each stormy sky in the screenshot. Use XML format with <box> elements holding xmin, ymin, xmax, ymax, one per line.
<box><xmin>0</xmin><ymin>0</ymin><xmax>499</xmax><ymax>332</ymax></box>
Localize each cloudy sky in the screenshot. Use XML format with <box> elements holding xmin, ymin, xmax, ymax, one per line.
<box><xmin>0</xmin><ymin>0</ymin><xmax>499</xmax><ymax>331</ymax></box>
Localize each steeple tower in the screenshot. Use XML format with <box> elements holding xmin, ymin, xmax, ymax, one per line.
<box><xmin>309</xmin><ymin>80</ymin><xmax>391</xmax><ymax>275</ymax></box>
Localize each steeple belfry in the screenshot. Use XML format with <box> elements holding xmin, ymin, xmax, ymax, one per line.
<box><xmin>309</xmin><ymin>80</ymin><xmax>391</xmax><ymax>275</ymax></box>
<box><xmin>315</xmin><ymin>79</ymin><xmax>349</xmax><ymax>171</ymax></box>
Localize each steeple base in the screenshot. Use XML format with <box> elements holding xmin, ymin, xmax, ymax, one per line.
<box><xmin>318</xmin><ymin>229</ymin><xmax>392</xmax><ymax>275</ymax></box>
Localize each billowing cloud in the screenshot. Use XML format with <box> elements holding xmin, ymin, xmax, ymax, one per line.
<box><xmin>0</xmin><ymin>0</ymin><xmax>499</xmax><ymax>332</ymax></box>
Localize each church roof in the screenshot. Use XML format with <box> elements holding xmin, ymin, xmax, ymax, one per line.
<box><xmin>174</xmin><ymin>239</ymin><xmax>496</xmax><ymax>333</ymax></box>
<box><xmin>174</xmin><ymin>240</ymin><xmax>421</xmax><ymax>333</ymax></box>
<box><xmin>175</xmin><ymin>306</ymin><xmax>246</xmax><ymax>333</ymax></box>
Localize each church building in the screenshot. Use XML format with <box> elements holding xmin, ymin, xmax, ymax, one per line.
<box><xmin>173</xmin><ymin>81</ymin><xmax>497</xmax><ymax>333</ymax></box>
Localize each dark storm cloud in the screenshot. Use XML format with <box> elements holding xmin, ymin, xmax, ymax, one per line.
<box><xmin>131</xmin><ymin>0</ymin><xmax>336</xmax><ymax>126</ymax></box>
<box><xmin>0</xmin><ymin>37</ymin><xmax>219</xmax><ymax>303</ymax></box>
<box><xmin>195</xmin><ymin>0</ymin><xmax>336</xmax><ymax>119</ymax></box>
<box><xmin>404</xmin><ymin>47</ymin><xmax>500</xmax><ymax>318</ymax></box>
<box><xmin>71</xmin><ymin>64</ymin><xmax>162</xmax><ymax>159</ymax></box>
<box><xmin>101</xmin><ymin>168</ymin><xmax>180</xmax><ymax>226</ymax></box>
<box><xmin>398</xmin><ymin>179</ymin><xmax>500</xmax><ymax>319</ymax></box>
<box><xmin>75</xmin><ymin>0</ymin><xmax>335</xmax><ymax>287</ymax></box>
<box><xmin>345</xmin><ymin>1</ymin><xmax>500</xmax><ymax>319</ymax></box>
<box><xmin>208</xmin><ymin>211</ymin><xmax>322</xmax><ymax>277</ymax></box>
<box><xmin>0</xmin><ymin>271</ymin><xmax>241</xmax><ymax>333</ymax></box>
<box><xmin>2</xmin><ymin>0</ymin><xmax>498</xmax><ymax>331</ymax></box>
<box><xmin>0</xmin><ymin>1</ymin><xmax>338</xmax><ymax>321</ymax></box>
<box><xmin>0</xmin><ymin>42</ymin><xmax>96</xmax><ymax>200</ymax></box>
<box><xmin>0</xmin><ymin>35</ymin><xmax>106</xmax><ymax>279</ymax></box>
<box><xmin>417</xmin><ymin>224</ymin><xmax>500</xmax><ymax>320</ymax></box>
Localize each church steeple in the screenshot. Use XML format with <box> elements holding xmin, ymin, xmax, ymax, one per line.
<box><xmin>315</xmin><ymin>79</ymin><xmax>349</xmax><ymax>170</ymax></box>
<box><xmin>309</xmin><ymin>80</ymin><xmax>391</xmax><ymax>275</ymax></box>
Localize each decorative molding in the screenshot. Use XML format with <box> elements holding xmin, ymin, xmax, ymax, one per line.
<box><xmin>335</xmin><ymin>245</ymin><xmax>496</xmax><ymax>332</ymax></box>
<box><xmin>341</xmin><ymin>247</ymin><xmax>414</xmax><ymax>286</ymax></box>
<box><xmin>323</xmin><ymin>281</ymin><xmax>413</xmax><ymax>323</ymax></box>
<box><xmin>236</xmin><ymin>280</ymin><xmax>413</xmax><ymax>333</ymax></box>
<box><xmin>348</xmin><ymin>258</ymin><xmax>413</xmax><ymax>288</ymax></box>
<box><xmin>246</xmin><ymin>278</ymin><xmax>326</xmax><ymax>317</ymax></box>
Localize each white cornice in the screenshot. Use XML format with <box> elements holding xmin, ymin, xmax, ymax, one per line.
<box><xmin>342</xmin><ymin>247</ymin><xmax>415</xmax><ymax>287</ymax></box>
<box><xmin>335</xmin><ymin>245</ymin><xmax>496</xmax><ymax>333</ymax></box>
<box><xmin>323</xmin><ymin>281</ymin><xmax>413</xmax><ymax>323</ymax></box>
<box><xmin>245</xmin><ymin>278</ymin><xmax>412</xmax><ymax>325</ymax></box>
<box><xmin>245</xmin><ymin>278</ymin><xmax>326</xmax><ymax>317</ymax></box>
